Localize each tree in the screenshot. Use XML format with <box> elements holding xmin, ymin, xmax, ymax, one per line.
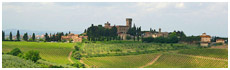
<box><xmin>45</xmin><ymin>33</ymin><xmax>50</xmax><ymax>42</ymax></box>
<box><xmin>23</xmin><ymin>50</ymin><xmax>41</xmax><ymax>62</ymax></box>
<box><xmin>16</xmin><ymin>30</ymin><xmax>20</xmax><ymax>41</ymax></box>
<box><xmin>127</xmin><ymin>24</ymin><xmax>137</xmax><ymax>41</ymax></box>
<box><xmin>137</xmin><ymin>27</ymin><xmax>141</xmax><ymax>41</ymax></box>
<box><xmin>10</xmin><ymin>48</ymin><xmax>22</xmax><ymax>56</ymax></box>
<box><xmin>72</xmin><ymin>51</ymin><xmax>81</xmax><ymax>60</ymax></box>
<box><xmin>84</xmin><ymin>29</ymin><xmax>87</xmax><ymax>33</ymax></box>
<box><xmin>10</xmin><ymin>32</ymin><xmax>13</xmax><ymax>41</ymax></box>
<box><xmin>2</xmin><ymin>31</ymin><xmax>5</xmax><ymax>41</ymax></box>
<box><xmin>23</xmin><ymin>33</ymin><xmax>28</xmax><ymax>41</ymax></box>
<box><xmin>32</xmin><ymin>33</ymin><xmax>35</xmax><ymax>41</ymax></box>
<box><xmin>168</xmin><ymin>32</ymin><xmax>179</xmax><ymax>43</ymax></box>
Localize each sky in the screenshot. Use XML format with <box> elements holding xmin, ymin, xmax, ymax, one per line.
<box><xmin>2</xmin><ymin>2</ymin><xmax>228</xmax><ymax>37</ymax></box>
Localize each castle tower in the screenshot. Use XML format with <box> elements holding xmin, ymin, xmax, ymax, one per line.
<box><xmin>104</xmin><ymin>21</ymin><xmax>111</xmax><ymax>29</ymax></box>
<box><xmin>126</xmin><ymin>18</ymin><xmax>132</xmax><ymax>28</ymax></box>
<box><xmin>159</xmin><ymin>28</ymin><xmax>161</xmax><ymax>33</ymax></box>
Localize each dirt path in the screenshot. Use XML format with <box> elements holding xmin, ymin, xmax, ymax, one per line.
<box><xmin>139</xmin><ymin>54</ymin><xmax>162</xmax><ymax>68</ymax></box>
<box><xmin>80</xmin><ymin>58</ymin><xmax>90</xmax><ymax>68</ymax></box>
<box><xmin>68</xmin><ymin>51</ymin><xmax>74</xmax><ymax>64</ymax></box>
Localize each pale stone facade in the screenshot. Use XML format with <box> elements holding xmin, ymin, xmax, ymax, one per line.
<box><xmin>200</xmin><ymin>33</ymin><xmax>211</xmax><ymax>47</ymax></box>
<box><xmin>216</xmin><ymin>39</ymin><xmax>225</xmax><ymax>44</ymax></box>
<box><xmin>143</xmin><ymin>28</ymin><xmax>169</xmax><ymax>38</ymax></box>
<box><xmin>104</xmin><ymin>18</ymin><xmax>132</xmax><ymax>40</ymax></box>
<box><xmin>61</xmin><ymin>33</ymin><xmax>87</xmax><ymax>42</ymax></box>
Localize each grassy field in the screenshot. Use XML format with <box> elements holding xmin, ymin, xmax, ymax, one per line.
<box><xmin>2</xmin><ymin>41</ymin><xmax>74</xmax><ymax>64</ymax></box>
<box><xmin>178</xmin><ymin>48</ymin><xmax>228</xmax><ymax>59</ymax></box>
<box><xmin>82</xmin><ymin>53</ymin><xmax>160</xmax><ymax>68</ymax></box>
<box><xmin>2</xmin><ymin>55</ymin><xmax>40</xmax><ymax>68</ymax></box>
<box><xmin>145</xmin><ymin>53</ymin><xmax>228</xmax><ymax>68</ymax></box>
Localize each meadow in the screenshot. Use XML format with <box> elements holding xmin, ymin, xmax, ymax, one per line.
<box><xmin>2</xmin><ymin>55</ymin><xmax>40</xmax><ymax>68</ymax></box>
<box><xmin>2</xmin><ymin>41</ymin><xmax>74</xmax><ymax>64</ymax></box>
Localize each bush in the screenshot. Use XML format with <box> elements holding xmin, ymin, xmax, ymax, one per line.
<box><xmin>23</xmin><ymin>50</ymin><xmax>41</xmax><ymax>62</ymax></box>
<box><xmin>74</xmin><ymin>46</ymin><xmax>80</xmax><ymax>51</ymax></box>
<box><xmin>10</xmin><ymin>48</ymin><xmax>22</xmax><ymax>56</ymax></box>
<box><xmin>71</xmin><ymin>63</ymin><xmax>85</xmax><ymax>68</ymax></box>
<box><xmin>72</xmin><ymin>51</ymin><xmax>81</xmax><ymax>60</ymax></box>
<box><xmin>126</xmin><ymin>36</ymin><xmax>131</xmax><ymax>40</ymax></box>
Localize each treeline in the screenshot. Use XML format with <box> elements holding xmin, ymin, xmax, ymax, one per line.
<box><xmin>126</xmin><ymin>24</ymin><xmax>141</xmax><ymax>41</ymax></box>
<box><xmin>86</xmin><ymin>24</ymin><xmax>118</xmax><ymax>41</ymax></box>
<box><xmin>142</xmin><ymin>32</ymin><xmax>181</xmax><ymax>43</ymax></box>
<box><xmin>142</xmin><ymin>31</ymin><xmax>199</xmax><ymax>43</ymax></box>
<box><xmin>2</xmin><ymin>30</ymin><xmax>69</xmax><ymax>42</ymax></box>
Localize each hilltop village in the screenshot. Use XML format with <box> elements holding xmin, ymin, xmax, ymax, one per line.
<box><xmin>2</xmin><ymin>18</ymin><xmax>228</xmax><ymax>47</ymax></box>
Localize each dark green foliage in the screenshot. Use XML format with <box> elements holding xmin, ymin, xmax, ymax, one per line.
<box><xmin>45</xmin><ymin>33</ymin><xmax>50</xmax><ymax>42</ymax></box>
<box><xmin>37</xmin><ymin>59</ymin><xmax>74</xmax><ymax>68</ymax></box>
<box><xmin>2</xmin><ymin>31</ymin><xmax>5</xmax><ymax>41</ymax></box>
<box><xmin>10</xmin><ymin>32</ymin><xmax>13</xmax><ymax>41</ymax></box>
<box><xmin>2</xmin><ymin>55</ymin><xmax>40</xmax><ymax>68</ymax></box>
<box><xmin>32</xmin><ymin>33</ymin><xmax>35</xmax><ymax>41</ymax></box>
<box><xmin>71</xmin><ymin>63</ymin><xmax>85</xmax><ymax>68</ymax></box>
<box><xmin>72</xmin><ymin>51</ymin><xmax>81</xmax><ymax>60</ymax></box>
<box><xmin>74</xmin><ymin>46</ymin><xmax>80</xmax><ymax>51</ymax></box>
<box><xmin>86</xmin><ymin>24</ymin><xmax>118</xmax><ymax>41</ymax></box>
<box><xmin>23</xmin><ymin>33</ymin><xmax>28</xmax><ymax>41</ymax></box>
<box><xmin>16</xmin><ymin>30</ymin><xmax>20</xmax><ymax>41</ymax></box>
<box><xmin>23</xmin><ymin>50</ymin><xmax>41</xmax><ymax>62</ymax></box>
<box><xmin>10</xmin><ymin>48</ymin><xmax>22</xmax><ymax>56</ymax></box>
<box><xmin>126</xmin><ymin>36</ymin><xmax>131</xmax><ymax>40</ymax></box>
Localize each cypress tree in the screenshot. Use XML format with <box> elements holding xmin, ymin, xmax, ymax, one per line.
<box><xmin>23</xmin><ymin>33</ymin><xmax>28</xmax><ymax>41</ymax></box>
<box><xmin>10</xmin><ymin>32</ymin><xmax>13</xmax><ymax>41</ymax></box>
<box><xmin>2</xmin><ymin>31</ymin><xmax>5</xmax><ymax>41</ymax></box>
<box><xmin>32</xmin><ymin>33</ymin><xmax>35</xmax><ymax>41</ymax></box>
<box><xmin>16</xmin><ymin>30</ymin><xmax>20</xmax><ymax>41</ymax></box>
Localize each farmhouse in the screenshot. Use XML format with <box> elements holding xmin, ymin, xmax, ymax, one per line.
<box><xmin>216</xmin><ymin>39</ymin><xmax>225</xmax><ymax>44</ymax></box>
<box><xmin>200</xmin><ymin>33</ymin><xmax>211</xmax><ymax>46</ymax></box>
<box><xmin>61</xmin><ymin>33</ymin><xmax>87</xmax><ymax>42</ymax></box>
<box><xmin>143</xmin><ymin>28</ymin><xmax>169</xmax><ymax>38</ymax></box>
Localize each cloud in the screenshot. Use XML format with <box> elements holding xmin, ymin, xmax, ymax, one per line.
<box><xmin>2</xmin><ymin>2</ymin><xmax>228</xmax><ymax>37</ymax></box>
<box><xmin>175</xmin><ymin>3</ymin><xmax>185</xmax><ymax>8</ymax></box>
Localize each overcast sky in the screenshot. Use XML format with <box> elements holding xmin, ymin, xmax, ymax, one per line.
<box><xmin>2</xmin><ymin>2</ymin><xmax>228</xmax><ymax>37</ymax></box>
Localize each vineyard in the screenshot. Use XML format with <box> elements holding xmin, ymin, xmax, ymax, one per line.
<box><xmin>2</xmin><ymin>55</ymin><xmax>40</xmax><ymax>68</ymax></box>
<box><xmin>145</xmin><ymin>53</ymin><xmax>228</xmax><ymax>68</ymax></box>
<box><xmin>2</xmin><ymin>41</ymin><xmax>74</xmax><ymax>64</ymax></box>
<box><xmin>178</xmin><ymin>48</ymin><xmax>228</xmax><ymax>59</ymax></box>
<box><xmin>82</xmin><ymin>53</ymin><xmax>160</xmax><ymax>68</ymax></box>
<box><xmin>80</xmin><ymin>42</ymin><xmax>198</xmax><ymax>57</ymax></box>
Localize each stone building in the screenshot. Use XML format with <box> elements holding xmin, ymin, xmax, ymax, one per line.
<box><xmin>104</xmin><ymin>18</ymin><xmax>132</xmax><ymax>39</ymax></box>
<box><xmin>61</xmin><ymin>33</ymin><xmax>87</xmax><ymax>42</ymax></box>
<box><xmin>143</xmin><ymin>28</ymin><xmax>169</xmax><ymax>38</ymax></box>
<box><xmin>200</xmin><ymin>33</ymin><xmax>211</xmax><ymax>46</ymax></box>
<box><xmin>216</xmin><ymin>39</ymin><xmax>225</xmax><ymax>44</ymax></box>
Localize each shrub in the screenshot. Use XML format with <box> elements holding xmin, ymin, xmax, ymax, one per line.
<box><xmin>72</xmin><ymin>51</ymin><xmax>81</xmax><ymax>60</ymax></box>
<box><xmin>10</xmin><ymin>48</ymin><xmax>22</xmax><ymax>56</ymax></box>
<box><xmin>23</xmin><ymin>50</ymin><xmax>41</xmax><ymax>62</ymax></box>
<box><xmin>126</xmin><ymin>36</ymin><xmax>131</xmax><ymax>40</ymax></box>
<box><xmin>74</xmin><ymin>46</ymin><xmax>80</xmax><ymax>51</ymax></box>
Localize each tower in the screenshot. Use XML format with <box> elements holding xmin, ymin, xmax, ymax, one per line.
<box><xmin>104</xmin><ymin>21</ymin><xmax>111</xmax><ymax>28</ymax></box>
<box><xmin>159</xmin><ymin>28</ymin><xmax>161</xmax><ymax>33</ymax></box>
<box><xmin>126</xmin><ymin>18</ymin><xmax>132</xmax><ymax>28</ymax></box>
